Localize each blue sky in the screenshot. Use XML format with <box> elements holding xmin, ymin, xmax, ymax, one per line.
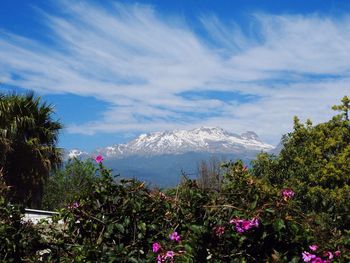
<box><xmin>1</xmin><ymin>0</ymin><xmax>350</xmax><ymax>151</ymax></box>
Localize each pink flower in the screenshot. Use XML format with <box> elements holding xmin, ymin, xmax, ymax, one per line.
<box><xmin>282</xmin><ymin>188</ymin><xmax>295</xmax><ymax>200</ymax></box>
<box><xmin>95</xmin><ymin>155</ymin><xmax>104</xmax><ymax>163</ymax></box>
<box><xmin>309</xmin><ymin>244</ymin><xmax>318</xmax><ymax>251</ymax></box>
<box><xmin>240</xmin><ymin>220</ymin><xmax>250</xmax><ymax>230</ymax></box>
<box><xmin>157</xmin><ymin>251</ymin><xmax>175</xmax><ymax>262</ymax></box>
<box><xmin>230</xmin><ymin>219</ymin><xmax>245</xmax><ymax>232</ymax></box>
<box><xmin>334</xmin><ymin>250</ymin><xmax>341</xmax><ymax>257</ymax></box>
<box><xmin>250</xmin><ymin>217</ymin><xmax>259</xmax><ymax>227</ymax></box>
<box><xmin>157</xmin><ymin>254</ymin><xmax>164</xmax><ymax>263</ymax></box>
<box><xmin>68</xmin><ymin>201</ymin><xmax>80</xmax><ymax>209</ymax></box>
<box><xmin>302</xmin><ymin>251</ymin><xmax>316</xmax><ymax>262</ymax></box>
<box><xmin>152</xmin><ymin>242</ymin><xmax>161</xmax><ymax>253</ymax></box>
<box><xmin>229</xmin><ymin>218</ymin><xmax>240</xmax><ymax>224</ymax></box>
<box><xmin>236</xmin><ymin>227</ymin><xmax>245</xmax><ymax>233</ymax></box>
<box><xmin>165</xmin><ymin>251</ymin><xmax>175</xmax><ymax>259</ymax></box>
<box><xmin>169</xmin><ymin>231</ymin><xmax>181</xmax><ymax>242</ymax></box>
<box><xmin>311</xmin><ymin>257</ymin><xmax>323</xmax><ymax>263</ymax></box>
<box><xmin>324</xmin><ymin>251</ymin><xmax>333</xmax><ymax>260</ymax></box>
<box><xmin>213</xmin><ymin>226</ymin><xmax>225</xmax><ymax>237</ymax></box>
<box><xmin>229</xmin><ymin>218</ymin><xmax>259</xmax><ymax>233</ymax></box>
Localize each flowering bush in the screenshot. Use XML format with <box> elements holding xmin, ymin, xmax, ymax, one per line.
<box><xmin>229</xmin><ymin>217</ymin><xmax>259</xmax><ymax>233</ymax></box>
<box><xmin>302</xmin><ymin>244</ymin><xmax>341</xmax><ymax>263</ymax></box>
<box><xmin>2</xmin><ymin>97</ymin><xmax>350</xmax><ymax>262</ymax></box>
<box><xmin>1</xmin><ymin>157</ymin><xmax>350</xmax><ymax>262</ymax></box>
<box><xmin>281</xmin><ymin>188</ymin><xmax>295</xmax><ymax>200</ymax></box>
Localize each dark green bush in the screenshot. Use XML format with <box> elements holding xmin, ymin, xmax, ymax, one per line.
<box><xmin>47</xmin><ymin>165</ymin><xmax>172</xmax><ymax>262</ymax></box>
<box><xmin>39</xmin><ymin>160</ymin><xmax>346</xmax><ymax>262</ymax></box>
<box><xmin>0</xmin><ymin>175</ymin><xmax>46</xmax><ymax>262</ymax></box>
<box><xmin>1</xmin><ymin>157</ymin><xmax>348</xmax><ymax>262</ymax></box>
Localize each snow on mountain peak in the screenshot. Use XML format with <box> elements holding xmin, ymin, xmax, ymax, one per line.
<box><xmin>65</xmin><ymin>127</ymin><xmax>274</xmax><ymax>160</ymax></box>
<box><xmin>89</xmin><ymin>127</ymin><xmax>274</xmax><ymax>158</ymax></box>
<box><xmin>240</xmin><ymin>131</ymin><xmax>260</xmax><ymax>141</ymax></box>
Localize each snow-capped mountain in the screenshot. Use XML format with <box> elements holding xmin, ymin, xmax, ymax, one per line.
<box><xmin>64</xmin><ymin>127</ymin><xmax>275</xmax><ymax>186</ymax></box>
<box><xmin>75</xmin><ymin>127</ymin><xmax>273</xmax><ymax>159</ymax></box>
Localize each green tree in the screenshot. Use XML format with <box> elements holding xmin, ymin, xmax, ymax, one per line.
<box><xmin>332</xmin><ymin>95</ymin><xmax>350</xmax><ymax>121</ymax></box>
<box><xmin>0</xmin><ymin>92</ymin><xmax>62</xmax><ymax>208</ymax></box>
<box><xmin>42</xmin><ymin>158</ymin><xmax>98</xmax><ymax>210</ymax></box>
<box><xmin>253</xmin><ymin>96</ymin><xmax>350</xmax><ymax>226</ymax></box>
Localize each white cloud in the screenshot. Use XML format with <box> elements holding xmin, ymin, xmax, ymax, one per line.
<box><xmin>0</xmin><ymin>2</ymin><xmax>350</xmax><ymax>145</ymax></box>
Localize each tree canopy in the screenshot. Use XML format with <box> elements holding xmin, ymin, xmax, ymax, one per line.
<box><xmin>0</xmin><ymin>92</ymin><xmax>62</xmax><ymax>208</ymax></box>
<box><xmin>253</xmin><ymin>95</ymin><xmax>350</xmax><ymax>225</ymax></box>
<box><xmin>42</xmin><ymin>158</ymin><xmax>98</xmax><ymax>211</ymax></box>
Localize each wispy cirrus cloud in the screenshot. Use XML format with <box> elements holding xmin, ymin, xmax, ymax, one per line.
<box><xmin>0</xmin><ymin>1</ymin><xmax>350</xmax><ymax>144</ymax></box>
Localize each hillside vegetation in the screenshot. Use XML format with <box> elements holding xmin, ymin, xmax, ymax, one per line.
<box><xmin>0</xmin><ymin>95</ymin><xmax>350</xmax><ymax>262</ymax></box>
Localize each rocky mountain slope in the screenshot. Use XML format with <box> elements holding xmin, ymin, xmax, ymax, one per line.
<box><xmin>67</xmin><ymin>127</ymin><xmax>273</xmax><ymax>159</ymax></box>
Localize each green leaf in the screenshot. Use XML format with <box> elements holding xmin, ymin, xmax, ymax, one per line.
<box><xmin>116</xmin><ymin>224</ymin><xmax>125</xmax><ymax>234</ymax></box>
<box><xmin>128</xmin><ymin>257</ymin><xmax>139</xmax><ymax>263</ymax></box>
<box><xmin>273</xmin><ymin>219</ymin><xmax>285</xmax><ymax>231</ymax></box>
<box><xmin>265</xmin><ymin>208</ymin><xmax>275</xmax><ymax>213</ymax></box>
<box><xmin>189</xmin><ymin>225</ymin><xmax>205</xmax><ymax>234</ymax></box>
<box><xmin>184</xmin><ymin>244</ymin><xmax>193</xmax><ymax>253</ymax></box>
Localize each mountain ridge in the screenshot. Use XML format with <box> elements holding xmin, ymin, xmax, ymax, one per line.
<box><xmin>66</xmin><ymin>127</ymin><xmax>274</xmax><ymax>160</ymax></box>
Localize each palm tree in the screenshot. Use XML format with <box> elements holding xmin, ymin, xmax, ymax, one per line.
<box><xmin>0</xmin><ymin>92</ymin><xmax>62</xmax><ymax>208</ymax></box>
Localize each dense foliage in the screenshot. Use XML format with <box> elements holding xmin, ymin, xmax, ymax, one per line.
<box><xmin>0</xmin><ymin>93</ymin><xmax>62</xmax><ymax>208</ymax></box>
<box><xmin>253</xmin><ymin>96</ymin><xmax>350</xmax><ymax>228</ymax></box>
<box><xmin>2</xmin><ymin>159</ymin><xmax>348</xmax><ymax>262</ymax></box>
<box><xmin>42</xmin><ymin>158</ymin><xmax>98</xmax><ymax>211</ymax></box>
<box><xmin>0</xmin><ymin>96</ymin><xmax>350</xmax><ymax>262</ymax></box>
<box><xmin>0</xmin><ymin>173</ymin><xmax>46</xmax><ymax>262</ymax></box>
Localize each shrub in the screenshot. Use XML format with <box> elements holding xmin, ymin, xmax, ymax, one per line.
<box><xmin>42</xmin><ymin>160</ymin><xmax>349</xmax><ymax>262</ymax></box>
<box><xmin>0</xmin><ymin>174</ymin><xmax>46</xmax><ymax>262</ymax></box>
<box><xmin>42</xmin><ymin>158</ymin><xmax>98</xmax><ymax>211</ymax></box>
